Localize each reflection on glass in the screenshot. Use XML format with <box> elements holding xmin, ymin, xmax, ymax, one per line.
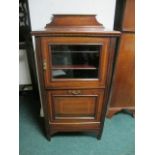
<box><xmin>50</xmin><ymin>44</ymin><xmax>101</xmax><ymax>79</ymax></box>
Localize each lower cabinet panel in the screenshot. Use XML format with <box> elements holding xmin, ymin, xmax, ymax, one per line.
<box><xmin>54</xmin><ymin>96</ymin><xmax>96</xmax><ymax>118</ymax></box>
<box><xmin>47</xmin><ymin>89</ymin><xmax>105</xmax><ymax>122</ymax></box>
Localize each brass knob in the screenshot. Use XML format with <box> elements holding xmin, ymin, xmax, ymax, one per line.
<box><xmin>68</xmin><ymin>90</ymin><xmax>81</xmax><ymax>95</ymax></box>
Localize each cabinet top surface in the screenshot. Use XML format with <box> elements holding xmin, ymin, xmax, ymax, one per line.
<box><xmin>32</xmin><ymin>14</ymin><xmax>120</xmax><ymax>37</ymax></box>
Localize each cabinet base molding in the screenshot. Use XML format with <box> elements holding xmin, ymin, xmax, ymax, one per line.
<box><xmin>106</xmin><ymin>107</ymin><xmax>135</xmax><ymax>118</ymax></box>
<box><xmin>46</xmin><ymin>124</ymin><xmax>102</xmax><ymax>141</ymax></box>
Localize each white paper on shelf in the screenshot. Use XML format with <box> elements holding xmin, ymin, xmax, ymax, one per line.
<box><xmin>53</xmin><ymin>70</ymin><xmax>66</xmax><ymax>76</ymax></box>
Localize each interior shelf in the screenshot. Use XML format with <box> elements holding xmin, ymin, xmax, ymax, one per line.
<box><xmin>52</xmin><ymin>65</ymin><xmax>97</xmax><ymax>70</ymax></box>
<box><xmin>52</xmin><ymin>51</ymin><xmax>99</xmax><ymax>53</ymax></box>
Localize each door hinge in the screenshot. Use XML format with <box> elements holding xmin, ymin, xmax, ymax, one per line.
<box><xmin>43</xmin><ymin>59</ymin><xmax>47</xmax><ymax>70</ymax></box>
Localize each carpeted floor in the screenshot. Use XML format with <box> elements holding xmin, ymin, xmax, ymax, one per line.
<box><xmin>19</xmin><ymin>95</ymin><xmax>135</xmax><ymax>155</ymax></box>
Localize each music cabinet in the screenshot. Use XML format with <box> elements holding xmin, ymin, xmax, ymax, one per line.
<box><xmin>32</xmin><ymin>15</ymin><xmax>120</xmax><ymax>140</ymax></box>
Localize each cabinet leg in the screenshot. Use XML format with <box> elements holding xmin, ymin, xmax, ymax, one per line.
<box><xmin>46</xmin><ymin>133</ymin><xmax>51</xmax><ymax>141</ymax></box>
<box><xmin>97</xmin><ymin>134</ymin><xmax>101</xmax><ymax>140</ymax></box>
<box><xmin>106</xmin><ymin>107</ymin><xmax>135</xmax><ymax>118</ymax></box>
<box><xmin>96</xmin><ymin>130</ymin><xmax>102</xmax><ymax>140</ymax></box>
<box><xmin>106</xmin><ymin>110</ymin><xmax>117</xmax><ymax>118</ymax></box>
<box><xmin>128</xmin><ymin>109</ymin><xmax>135</xmax><ymax>118</ymax></box>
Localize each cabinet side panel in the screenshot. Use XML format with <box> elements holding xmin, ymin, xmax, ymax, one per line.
<box><xmin>99</xmin><ymin>38</ymin><xmax>117</xmax><ymax>137</ymax></box>
<box><xmin>122</xmin><ymin>0</ymin><xmax>135</xmax><ymax>31</ymax></box>
<box><xmin>109</xmin><ymin>34</ymin><xmax>135</xmax><ymax>107</ymax></box>
<box><xmin>35</xmin><ymin>37</ymin><xmax>51</xmax><ymax>136</ymax></box>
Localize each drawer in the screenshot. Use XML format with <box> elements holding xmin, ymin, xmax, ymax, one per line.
<box><xmin>47</xmin><ymin>89</ymin><xmax>105</xmax><ymax>122</ymax></box>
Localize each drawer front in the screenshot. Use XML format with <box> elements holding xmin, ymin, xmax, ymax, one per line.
<box><xmin>47</xmin><ymin>89</ymin><xmax>105</xmax><ymax>122</ymax></box>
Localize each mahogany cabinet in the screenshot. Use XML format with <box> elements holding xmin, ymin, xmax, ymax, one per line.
<box><xmin>32</xmin><ymin>15</ymin><xmax>120</xmax><ymax>140</ymax></box>
<box><xmin>107</xmin><ymin>0</ymin><xmax>135</xmax><ymax>117</ymax></box>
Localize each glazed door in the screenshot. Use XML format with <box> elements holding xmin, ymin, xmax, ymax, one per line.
<box><xmin>41</xmin><ymin>37</ymin><xmax>110</xmax><ymax>88</ymax></box>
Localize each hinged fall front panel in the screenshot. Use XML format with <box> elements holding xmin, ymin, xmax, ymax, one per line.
<box><xmin>47</xmin><ymin>89</ymin><xmax>105</xmax><ymax>122</ymax></box>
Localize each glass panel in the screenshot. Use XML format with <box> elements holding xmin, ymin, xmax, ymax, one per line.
<box><xmin>50</xmin><ymin>44</ymin><xmax>101</xmax><ymax>79</ymax></box>
<box><xmin>52</xmin><ymin>69</ymin><xmax>98</xmax><ymax>79</ymax></box>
